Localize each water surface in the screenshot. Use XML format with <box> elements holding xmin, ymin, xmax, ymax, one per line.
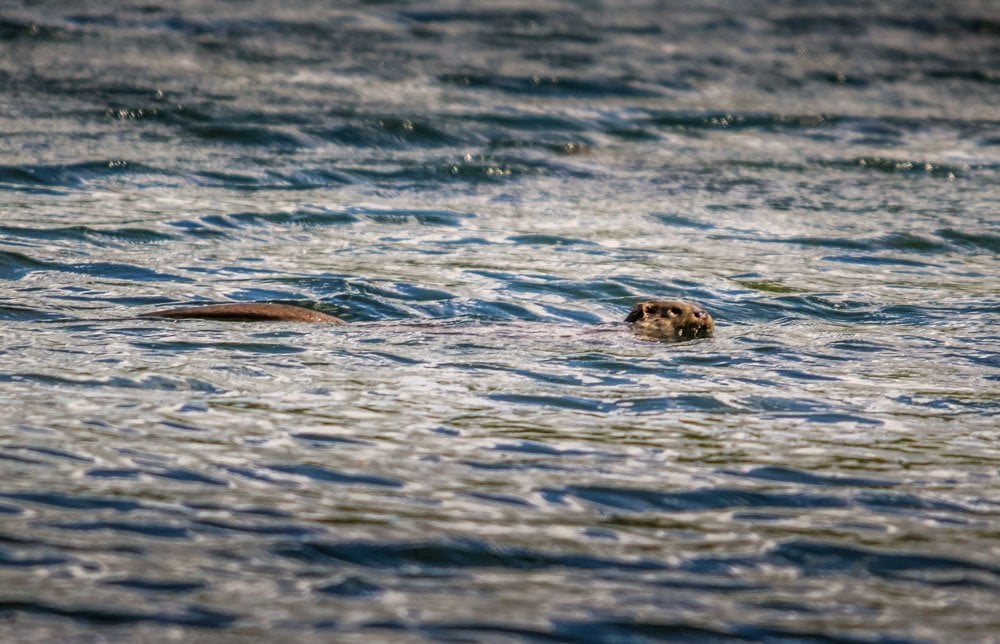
<box><xmin>1</xmin><ymin>0</ymin><xmax>998</xmax><ymax>641</ymax></box>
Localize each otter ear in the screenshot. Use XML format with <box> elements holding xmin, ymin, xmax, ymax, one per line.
<box><xmin>625</xmin><ymin>304</ymin><xmax>645</xmax><ymax>323</ymax></box>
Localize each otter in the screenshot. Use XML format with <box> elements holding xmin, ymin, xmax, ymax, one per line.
<box><xmin>142</xmin><ymin>299</ymin><xmax>714</xmax><ymax>341</ymax></box>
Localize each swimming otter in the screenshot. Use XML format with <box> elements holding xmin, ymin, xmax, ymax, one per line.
<box><xmin>625</xmin><ymin>300</ymin><xmax>714</xmax><ymax>341</ymax></box>
<box><xmin>142</xmin><ymin>300</ymin><xmax>714</xmax><ymax>341</ymax></box>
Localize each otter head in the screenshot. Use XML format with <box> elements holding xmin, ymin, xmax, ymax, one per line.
<box><xmin>625</xmin><ymin>300</ymin><xmax>714</xmax><ymax>341</ymax></box>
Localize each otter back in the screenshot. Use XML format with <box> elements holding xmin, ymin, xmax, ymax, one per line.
<box><xmin>140</xmin><ymin>303</ymin><xmax>345</xmax><ymax>323</ymax></box>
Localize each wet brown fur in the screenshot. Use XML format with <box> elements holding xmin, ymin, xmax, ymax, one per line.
<box><xmin>140</xmin><ymin>303</ymin><xmax>344</xmax><ymax>323</ymax></box>
<box><xmin>625</xmin><ymin>300</ymin><xmax>714</xmax><ymax>341</ymax></box>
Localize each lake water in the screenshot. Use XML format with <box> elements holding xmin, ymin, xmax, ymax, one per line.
<box><xmin>1</xmin><ymin>1</ymin><xmax>998</xmax><ymax>641</ymax></box>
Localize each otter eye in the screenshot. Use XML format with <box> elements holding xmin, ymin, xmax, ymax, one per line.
<box><xmin>669</xmin><ymin>306</ymin><xmax>682</xmax><ymax>316</ymax></box>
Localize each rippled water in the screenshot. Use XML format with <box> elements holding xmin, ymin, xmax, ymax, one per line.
<box><xmin>2</xmin><ymin>1</ymin><xmax>999</xmax><ymax>641</ymax></box>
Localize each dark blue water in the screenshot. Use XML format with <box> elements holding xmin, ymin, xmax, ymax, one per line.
<box><xmin>1</xmin><ymin>1</ymin><xmax>999</xmax><ymax>641</ymax></box>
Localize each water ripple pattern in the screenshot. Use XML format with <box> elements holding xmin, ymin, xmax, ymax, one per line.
<box><xmin>1</xmin><ymin>0</ymin><xmax>998</xmax><ymax>641</ymax></box>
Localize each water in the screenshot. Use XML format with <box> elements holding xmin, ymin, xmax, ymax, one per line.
<box><xmin>1</xmin><ymin>0</ymin><xmax>998</xmax><ymax>641</ymax></box>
